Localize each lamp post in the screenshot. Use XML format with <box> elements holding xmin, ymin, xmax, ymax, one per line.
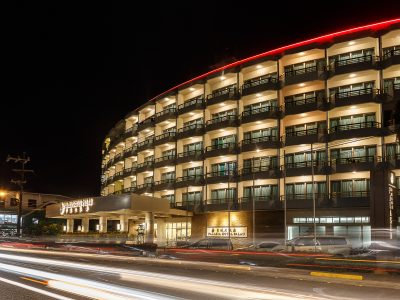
<box><xmin>252</xmin><ymin>157</ymin><xmax>256</xmax><ymax>247</ymax></box>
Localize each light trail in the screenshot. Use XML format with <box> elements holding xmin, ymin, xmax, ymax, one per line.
<box><xmin>0</xmin><ymin>252</ymin><xmax>326</xmax><ymax>299</ymax></box>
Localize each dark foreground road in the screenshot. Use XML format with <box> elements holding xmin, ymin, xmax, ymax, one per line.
<box><xmin>0</xmin><ymin>248</ymin><xmax>399</xmax><ymax>300</ymax></box>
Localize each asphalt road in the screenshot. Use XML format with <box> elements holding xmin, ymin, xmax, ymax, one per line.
<box><xmin>0</xmin><ymin>248</ymin><xmax>399</xmax><ymax>300</ymax></box>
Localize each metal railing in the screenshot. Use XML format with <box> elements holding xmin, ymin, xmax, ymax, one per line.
<box><xmin>383</xmin><ymin>48</ymin><xmax>400</xmax><ymax>59</ymax></box>
<box><xmin>155</xmin><ymin>155</ymin><xmax>176</xmax><ymax>163</ymax></box>
<box><xmin>285</xmin><ymin>160</ymin><xmax>326</xmax><ymax>169</ymax></box>
<box><xmin>155</xmin><ymin>107</ymin><xmax>176</xmax><ymax>117</ymax></box>
<box><xmin>176</xmin><ymin>175</ymin><xmax>204</xmax><ymax>182</ymax></box>
<box><xmin>238</xmin><ymin>196</ymin><xmax>278</xmax><ymax>203</ymax></box>
<box><xmin>206</xmin><ymin>115</ymin><xmax>237</xmax><ymax>125</ymax></box>
<box><xmin>332</xmin><ymin>155</ymin><xmax>378</xmax><ymax>165</ymax></box>
<box><xmin>285</xmin><ymin>65</ymin><xmax>317</xmax><ymax>77</ymax></box>
<box><xmin>207</xmin><ymin>85</ymin><xmax>237</xmax><ymax>99</ymax></box>
<box><xmin>286</xmin><ymin>127</ymin><xmax>322</xmax><ymax>137</ymax></box>
<box><xmin>242</xmin><ymin>76</ymin><xmax>278</xmax><ymax>90</ymax></box>
<box><xmin>206</xmin><ymin>169</ymin><xmax>237</xmax><ymax>178</ymax></box>
<box><xmin>334</xmin><ymin>55</ymin><xmax>373</xmax><ymax>67</ymax></box>
<box><xmin>284</xmin><ymin>94</ymin><xmax>323</xmax><ymax>107</ymax></box>
<box><xmin>329</xmin><ymin>121</ymin><xmax>380</xmax><ymax>133</ymax></box>
<box><xmin>206</xmin><ymin>142</ymin><xmax>236</xmax><ymax>151</ymax></box>
<box><xmin>137</xmin><ymin>138</ymin><xmax>154</xmax><ymax>148</ymax></box>
<box><xmin>241</xmin><ymin>105</ymin><xmax>279</xmax><ymax>117</ymax></box>
<box><xmin>155</xmin><ymin>131</ymin><xmax>176</xmax><ymax>141</ymax></box>
<box><xmin>136</xmin><ymin>161</ymin><xmax>154</xmax><ymax>169</ymax></box>
<box><xmin>177</xmin><ymin>150</ymin><xmax>203</xmax><ymax>158</ymax></box>
<box><xmin>177</xmin><ymin>123</ymin><xmax>203</xmax><ymax>133</ymax></box>
<box><xmin>240</xmin><ymin>165</ymin><xmax>278</xmax><ymax>174</ymax></box>
<box><xmin>330</xmin><ymin>191</ymin><xmax>370</xmax><ymax>198</ymax></box>
<box><xmin>330</xmin><ymin>87</ymin><xmax>374</xmax><ymax>101</ymax></box>
<box><xmin>177</xmin><ymin>95</ymin><xmax>204</xmax><ymax>110</ymax></box>
<box><xmin>241</xmin><ymin>135</ymin><xmax>278</xmax><ymax>145</ymax></box>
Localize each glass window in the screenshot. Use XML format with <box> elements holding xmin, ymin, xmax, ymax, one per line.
<box><xmin>28</xmin><ymin>199</ymin><xmax>37</xmax><ymax>208</ymax></box>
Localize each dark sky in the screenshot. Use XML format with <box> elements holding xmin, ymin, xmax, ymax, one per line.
<box><xmin>1</xmin><ymin>2</ymin><xmax>399</xmax><ymax>197</ymax></box>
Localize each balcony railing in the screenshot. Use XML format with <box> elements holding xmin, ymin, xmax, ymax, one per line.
<box><xmin>155</xmin><ymin>107</ymin><xmax>177</xmax><ymax>118</ymax></box>
<box><xmin>154</xmin><ymin>155</ymin><xmax>176</xmax><ymax>163</ymax></box>
<box><xmin>332</xmin><ymin>155</ymin><xmax>377</xmax><ymax>165</ymax></box>
<box><xmin>178</xmin><ymin>150</ymin><xmax>203</xmax><ymax>158</ymax></box>
<box><xmin>136</xmin><ymin>161</ymin><xmax>154</xmax><ymax>169</ymax></box>
<box><xmin>383</xmin><ymin>49</ymin><xmax>400</xmax><ymax>60</ymax></box>
<box><xmin>285</xmin><ymin>95</ymin><xmax>319</xmax><ymax>107</ymax></box>
<box><xmin>206</xmin><ymin>169</ymin><xmax>237</xmax><ymax>178</ymax></box>
<box><xmin>285</xmin><ymin>160</ymin><xmax>326</xmax><ymax>169</ymax></box>
<box><xmin>242</xmin><ymin>135</ymin><xmax>278</xmax><ymax>145</ymax></box>
<box><xmin>240</xmin><ymin>165</ymin><xmax>278</xmax><ymax>175</ymax></box>
<box><xmin>286</xmin><ymin>127</ymin><xmax>323</xmax><ymax>137</ymax></box>
<box><xmin>123</xmin><ymin>145</ymin><xmax>138</xmax><ymax>158</ymax></box>
<box><xmin>137</xmin><ymin>117</ymin><xmax>155</xmax><ymax>131</ymax></box>
<box><xmin>329</xmin><ymin>121</ymin><xmax>380</xmax><ymax>133</ymax></box>
<box><xmin>137</xmin><ymin>183</ymin><xmax>154</xmax><ymax>190</ymax></box>
<box><xmin>178</xmin><ymin>95</ymin><xmax>205</xmax><ymax>113</ymax></box>
<box><xmin>206</xmin><ymin>86</ymin><xmax>239</xmax><ymax>105</ymax></box>
<box><xmin>206</xmin><ymin>115</ymin><xmax>237</xmax><ymax>125</ymax></box>
<box><xmin>178</xmin><ymin>123</ymin><xmax>203</xmax><ymax>133</ymax></box>
<box><xmin>242</xmin><ymin>106</ymin><xmax>279</xmax><ymax>117</ymax></box>
<box><xmin>206</xmin><ymin>142</ymin><xmax>237</xmax><ymax>152</ymax></box>
<box><xmin>242</xmin><ymin>76</ymin><xmax>278</xmax><ymax>90</ymax></box>
<box><xmin>334</xmin><ymin>55</ymin><xmax>373</xmax><ymax>68</ymax></box>
<box><xmin>155</xmin><ymin>131</ymin><xmax>176</xmax><ymax>141</ymax></box>
<box><xmin>330</xmin><ymin>191</ymin><xmax>370</xmax><ymax>199</ymax></box>
<box><xmin>137</xmin><ymin>138</ymin><xmax>154</xmax><ymax>149</ymax></box>
<box><xmin>285</xmin><ymin>65</ymin><xmax>317</xmax><ymax>77</ymax></box>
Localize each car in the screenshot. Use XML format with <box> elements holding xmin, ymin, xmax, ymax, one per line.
<box><xmin>272</xmin><ymin>236</ymin><xmax>352</xmax><ymax>256</ymax></box>
<box><xmin>183</xmin><ymin>238</ymin><xmax>233</xmax><ymax>250</ymax></box>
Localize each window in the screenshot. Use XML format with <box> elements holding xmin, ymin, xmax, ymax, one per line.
<box><xmin>182</xmin><ymin>191</ymin><xmax>202</xmax><ymax>204</ymax></box>
<box><xmin>211</xmin><ymin>83</ymin><xmax>237</xmax><ymax>97</ymax></box>
<box><xmin>285</xmin><ymin>150</ymin><xmax>325</xmax><ymax>168</ymax></box>
<box><xmin>331</xmin><ymin>145</ymin><xmax>376</xmax><ymax>162</ymax></box>
<box><xmin>243</xmin><ymin>156</ymin><xmax>278</xmax><ymax>172</ymax></box>
<box><xmin>211</xmin><ymin>188</ymin><xmax>236</xmax><ymax>202</ymax></box>
<box><xmin>330</xmin><ymin>48</ymin><xmax>374</xmax><ymax>66</ymax></box>
<box><xmin>28</xmin><ymin>199</ymin><xmax>37</xmax><ymax>208</ymax></box>
<box><xmin>211</xmin><ymin>135</ymin><xmax>236</xmax><ymax>149</ymax></box>
<box><xmin>331</xmin><ymin>179</ymin><xmax>370</xmax><ymax>197</ymax></box>
<box><xmin>243</xmin><ymin>185</ymin><xmax>278</xmax><ymax>200</ymax></box>
<box><xmin>144</xmin><ymin>155</ymin><xmax>154</xmax><ymax>162</ymax></box>
<box><xmin>211</xmin><ymin>161</ymin><xmax>236</xmax><ymax>176</ymax></box>
<box><xmin>383</xmin><ymin>45</ymin><xmax>399</xmax><ymax>58</ymax></box>
<box><xmin>329</xmin><ymin>81</ymin><xmax>374</xmax><ymax>99</ymax></box>
<box><xmin>162</xmin><ymin>126</ymin><xmax>176</xmax><ymax>133</ymax></box>
<box><xmin>183</xmin><ymin>141</ymin><xmax>203</xmax><ymax>153</ymax></box>
<box><xmin>243</xmin><ymin>127</ymin><xmax>278</xmax><ymax>141</ymax></box>
<box><xmin>183</xmin><ymin>167</ymin><xmax>203</xmax><ymax>178</ymax></box>
<box><xmin>0</xmin><ymin>200</ymin><xmax>5</xmax><ymax>209</ymax></box>
<box><xmin>284</xmin><ymin>90</ymin><xmax>324</xmax><ymax>106</ymax></box>
<box><xmin>329</xmin><ymin>113</ymin><xmax>376</xmax><ymax>131</ymax></box>
<box><xmin>162</xmin><ymin>149</ymin><xmax>176</xmax><ymax>157</ymax></box>
<box><xmin>161</xmin><ymin>172</ymin><xmax>175</xmax><ymax>182</ymax></box>
<box><xmin>243</xmin><ymin>99</ymin><xmax>278</xmax><ymax>114</ymax></box>
<box><xmin>285</xmin><ymin>182</ymin><xmax>326</xmax><ymax>199</ymax></box>
<box><xmin>10</xmin><ymin>198</ymin><xmax>18</xmax><ymax>207</ymax></box>
<box><xmin>163</xmin><ymin>102</ymin><xmax>176</xmax><ymax>110</ymax></box>
<box><xmin>383</xmin><ymin>77</ymin><xmax>400</xmax><ymax>93</ymax></box>
<box><xmin>211</xmin><ymin>109</ymin><xmax>236</xmax><ymax>120</ymax></box>
<box><xmin>284</xmin><ymin>59</ymin><xmax>319</xmax><ymax>77</ymax></box>
<box><xmin>183</xmin><ymin>117</ymin><xmax>203</xmax><ymax>128</ymax></box>
<box><xmin>144</xmin><ymin>176</ymin><xmax>153</xmax><ymax>184</ymax></box>
<box><xmin>162</xmin><ymin>194</ymin><xmax>175</xmax><ymax>204</ymax></box>
<box><xmin>286</xmin><ymin>121</ymin><xmax>326</xmax><ymax>137</ymax></box>
<box><xmin>243</xmin><ymin>72</ymin><xmax>278</xmax><ymax>88</ymax></box>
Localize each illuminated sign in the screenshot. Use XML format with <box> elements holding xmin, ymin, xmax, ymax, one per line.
<box><xmin>388</xmin><ymin>171</ymin><xmax>396</xmax><ymax>239</ymax></box>
<box><xmin>60</xmin><ymin>198</ymin><xmax>94</xmax><ymax>215</ymax></box>
<box><xmin>207</xmin><ymin>226</ymin><xmax>247</xmax><ymax>238</ymax></box>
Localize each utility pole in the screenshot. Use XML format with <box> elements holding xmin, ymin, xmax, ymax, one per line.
<box><xmin>6</xmin><ymin>153</ymin><xmax>34</xmax><ymax>237</ymax></box>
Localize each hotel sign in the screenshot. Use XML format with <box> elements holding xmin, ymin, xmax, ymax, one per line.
<box><xmin>388</xmin><ymin>171</ymin><xmax>397</xmax><ymax>239</ymax></box>
<box><xmin>60</xmin><ymin>198</ymin><xmax>94</xmax><ymax>215</ymax></box>
<box><xmin>207</xmin><ymin>226</ymin><xmax>247</xmax><ymax>238</ymax></box>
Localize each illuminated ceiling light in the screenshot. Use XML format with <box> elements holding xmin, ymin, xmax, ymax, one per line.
<box><xmin>189</xmin><ymin>112</ymin><xmax>194</xmax><ymax>116</ymax></box>
<box><xmin>189</xmin><ymin>161</ymin><xmax>193</xmax><ymax>164</ymax></box>
<box><xmin>349</xmin><ymin>73</ymin><xmax>356</xmax><ymax>78</ymax></box>
<box><xmin>300</xmin><ymin>144</ymin><xmax>306</xmax><ymax>147</ymax></box>
<box><xmin>299</xmin><ymin>52</ymin><xmax>305</xmax><ymax>56</ymax></box>
<box><xmin>130</xmin><ymin>176</ymin><xmax>134</xmax><ymax>178</ymax></box>
<box><xmin>165</xmin><ymin>121</ymin><xmax>170</xmax><ymax>124</ymax></box>
<box><xmin>220</xmin><ymin>103</ymin><xmax>225</xmax><ymax>106</ymax></box>
<box><xmin>299</xmin><ymin>83</ymin><xmax>305</xmax><ymax>87</ymax></box>
<box><xmin>219</xmin><ymin>129</ymin><xmax>224</xmax><ymax>132</ymax></box>
<box><xmin>189</xmin><ymin>87</ymin><xmax>195</xmax><ymax>91</ymax></box>
<box><xmin>301</xmin><ymin>113</ymin><xmax>307</xmax><ymax>117</ymax></box>
<box><xmin>256</xmin><ymin>93</ymin><xmax>261</xmax><ymax>97</ymax></box>
<box><xmin>256</xmin><ymin>121</ymin><xmax>261</xmax><ymax>124</ymax></box>
<box><xmin>350</xmin><ymin>105</ymin><xmax>356</xmax><ymax>109</ymax></box>
<box><xmin>256</xmin><ymin>149</ymin><xmax>260</xmax><ymax>153</ymax></box>
<box><xmin>220</xmin><ymin>76</ymin><xmax>226</xmax><ymax>80</ymax></box>
<box><xmin>256</xmin><ymin>65</ymin><xmax>262</xmax><ymax>69</ymax></box>
<box><xmin>348</xmin><ymin>41</ymin><xmax>355</xmax><ymax>45</ymax></box>
<box><xmin>219</xmin><ymin>156</ymin><xmax>225</xmax><ymax>158</ymax></box>
<box><xmin>352</xmin><ymin>171</ymin><xmax>357</xmax><ymax>174</ymax></box>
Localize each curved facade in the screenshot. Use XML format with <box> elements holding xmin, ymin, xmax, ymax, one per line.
<box><xmin>101</xmin><ymin>20</ymin><xmax>400</xmax><ymax>244</ymax></box>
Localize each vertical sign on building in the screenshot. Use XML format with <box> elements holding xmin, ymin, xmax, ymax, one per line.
<box><xmin>388</xmin><ymin>171</ymin><xmax>397</xmax><ymax>239</ymax></box>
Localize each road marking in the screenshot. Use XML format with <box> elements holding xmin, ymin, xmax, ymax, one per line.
<box><xmin>316</xmin><ymin>257</ymin><xmax>400</xmax><ymax>264</ymax></box>
<box><xmin>217</xmin><ymin>264</ymin><xmax>251</xmax><ymax>271</ymax></box>
<box><xmin>21</xmin><ymin>276</ymin><xmax>48</xmax><ymax>285</ymax></box>
<box><xmin>0</xmin><ymin>276</ymin><xmax>73</xmax><ymax>300</ymax></box>
<box><xmin>310</xmin><ymin>272</ymin><xmax>363</xmax><ymax>280</ymax></box>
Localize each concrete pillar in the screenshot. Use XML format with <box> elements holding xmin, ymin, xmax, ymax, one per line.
<box><xmin>99</xmin><ymin>216</ymin><xmax>107</xmax><ymax>233</ymax></box>
<box><xmin>81</xmin><ymin>217</ymin><xmax>89</xmax><ymax>233</ymax></box>
<box><xmin>156</xmin><ymin>218</ymin><xmax>166</xmax><ymax>246</ymax></box>
<box><xmin>66</xmin><ymin>218</ymin><xmax>74</xmax><ymax>233</ymax></box>
<box><xmin>145</xmin><ymin>212</ymin><xmax>154</xmax><ymax>243</ymax></box>
<box><xmin>120</xmin><ymin>215</ymin><xmax>129</xmax><ymax>232</ymax></box>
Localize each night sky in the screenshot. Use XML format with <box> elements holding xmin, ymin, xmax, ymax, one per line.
<box><xmin>1</xmin><ymin>2</ymin><xmax>399</xmax><ymax>197</ymax></box>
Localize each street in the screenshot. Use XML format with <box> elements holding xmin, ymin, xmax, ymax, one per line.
<box><xmin>0</xmin><ymin>248</ymin><xmax>399</xmax><ymax>299</ymax></box>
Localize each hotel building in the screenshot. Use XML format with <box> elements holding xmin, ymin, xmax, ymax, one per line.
<box><xmin>48</xmin><ymin>20</ymin><xmax>400</xmax><ymax>247</ymax></box>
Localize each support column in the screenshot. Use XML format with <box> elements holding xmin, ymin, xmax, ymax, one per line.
<box><xmin>99</xmin><ymin>216</ymin><xmax>107</xmax><ymax>233</ymax></box>
<box><xmin>145</xmin><ymin>212</ymin><xmax>154</xmax><ymax>243</ymax></box>
<box><xmin>66</xmin><ymin>218</ymin><xmax>74</xmax><ymax>233</ymax></box>
<box><xmin>120</xmin><ymin>215</ymin><xmax>129</xmax><ymax>232</ymax></box>
<box><xmin>81</xmin><ymin>217</ymin><xmax>89</xmax><ymax>233</ymax></box>
<box><xmin>156</xmin><ymin>218</ymin><xmax>166</xmax><ymax>246</ymax></box>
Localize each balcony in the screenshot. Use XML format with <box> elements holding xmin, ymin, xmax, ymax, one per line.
<box><xmin>284</xmin><ymin>93</ymin><xmax>327</xmax><ymax>116</ymax></box>
<box><xmin>241</xmin><ymin>77</ymin><xmax>279</xmax><ymax>96</ymax></box>
<box><xmin>155</xmin><ymin>107</ymin><xmax>177</xmax><ymax>123</ymax></box>
<box><xmin>113</xmin><ymin>171</ymin><xmax>124</xmax><ymax>181</ymax></box>
<box><xmin>206</xmin><ymin>198</ymin><xmax>237</xmax><ymax>212</ymax></box>
<box><xmin>176</xmin><ymin>124</ymin><xmax>204</xmax><ymax>139</ymax></box>
<box><xmin>136</xmin><ymin>183</ymin><xmax>154</xmax><ymax>194</ymax></box>
<box><xmin>123</xmin><ymin>146</ymin><xmax>138</xmax><ymax>158</ymax></box>
<box><xmin>178</xmin><ymin>96</ymin><xmax>205</xmax><ymax>115</ymax></box>
<box><xmin>330</xmin><ymin>191</ymin><xmax>370</xmax><ymax>208</ymax></box>
<box><xmin>238</xmin><ymin>197</ymin><xmax>281</xmax><ymax>210</ymax></box>
<box><xmin>137</xmin><ymin>138</ymin><xmax>154</xmax><ymax>152</ymax></box>
<box><xmin>205</xmin><ymin>169</ymin><xmax>237</xmax><ymax>184</ymax></box>
<box><xmin>285</xmin><ymin>194</ymin><xmax>331</xmax><ymax>209</ymax></box>
<box><xmin>284</xmin><ymin>161</ymin><xmax>329</xmax><ymax>177</ymax></box>
<box><xmin>123</xmin><ymin>166</ymin><xmax>137</xmax><ymax>177</ymax></box>
<box><xmin>176</xmin><ymin>150</ymin><xmax>204</xmax><ymax>164</ymax></box>
<box><xmin>154</xmin><ymin>131</ymin><xmax>176</xmax><ymax>146</ymax></box>
<box><xmin>284</xmin><ymin>127</ymin><xmax>327</xmax><ymax>146</ymax></box>
<box><xmin>122</xmin><ymin>186</ymin><xmax>137</xmax><ymax>194</ymax></box>
<box><xmin>205</xmin><ymin>142</ymin><xmax>238</xmax><ymax>158</ymax></box>
<box><xmin>113</xmin><ymin>152</ymin><xmax>124</xmax><ymax>164</ymax></box>
<box><xmin>241</xmin><ymin>106</ymin><xmax>280</xmax><ymax>124</ymax></box>
<box><xmin>240</xmin><ymin>136</ymin><xmax>280</xmax><ymax>152</ymax></box>
<box><xmin>329</xmin><ymin>121</ymin><xmax>382</xmax><ymax>141</ymax></box>
<box><xmin>284</xmin><ymin>65</ymin><xmax>326</xmax><ymax>86</ymax></box>
<box><xmin>330</xmin><ymin>55</ymin><xmax>376</xmax><ymax>76</ymax></box>
<box><xmin>329</xmin><ymin>88</ymin><xmax>382</xmax><ymax>108</ymax></box>
<box><xmin>136</xmin><ymin>161</ymin><xmax>154</xmax><ymax>173</ymax></box>
<box><xmin>106</xmin><ymin>176</ymin><xmax>114</xmax><ymax>186</ymax></box>
<box><xmin>154</xmin><ymin>155</ymin><xmax>176</xmax><ymax>168</ymax></box>
<box><xmin>172</xmin><ymin>200</ymin><xmax>203</xmax><ymax>212</ymax></box>
<box><xmin>240</xmin><ymin>166</ymin><xmax>280</xmax><ymax>181</ymax></box>
<box><xmin>206</xmin><ymin>86</ymin><xmax>240</xmax><ymax>106</ymax></box>
<box><xmin>381</xmin><ymin>49</ymin><xmax>400</xmax><ymax>69</ymax></box>
<box><xmin>205</xmin><ymin>115</ymin><xmax>238</xmax><ymax>132</ymax></box>
<box><xmin>386</xmin><ymin>153</ymin><xmax>400</xmax><ymax>169</ymax></box>
<box><xmin>124</xmin><ymin>125</ymin><xmax>138</xmax><ymax>139</ymax></box>
<box><xmin>331</xmin><ymin>155</ymin><xmax>379</xmax><ymax>173</ymax></box>
<box><xmin>109</xmin><ymin>133</ymin><xmax>125</xmax><ymax>149</ymax></box>
<box><xmin>175</xmin><ymin>175</ymin><xmax>205</xmax><ymax>189</ymax></box>
<box><xmin>137</xmin><ymin>117</ymin><xmax>155</xmax><ymax>132</ymax></box>
<box><xmin>154</xmin><ymin>179</ymin><xmax>175</xmax><ymax>191</ymax></box>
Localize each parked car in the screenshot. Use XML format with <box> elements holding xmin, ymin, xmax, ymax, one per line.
<box><xmin>273</xmin><ymin>236</ymin><xmax>352</xmax><ymax>256</ymax></box>
<box><xmin>183</xmin><ymin>238</ymin><xmax>233</xmax><ymax>250</ymax></box>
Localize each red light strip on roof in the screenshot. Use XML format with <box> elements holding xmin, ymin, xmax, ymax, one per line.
<box><xmin>147</xmin><ymin>18</ymin><xmax>399</xmax><ymax>103</ymax></box>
